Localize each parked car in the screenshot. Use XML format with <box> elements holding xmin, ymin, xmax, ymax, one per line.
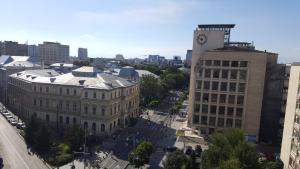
<box><xmin>184</xmin><ymin>146</ymin><xmax>193</xmax><ymax>155</ymax></box>
<box><xmin>2</xmin><ymin>112</ymin><xmax>10</xmax><ymax>116</ymax></box>
<box><xmin>0</xmin><ymin>157</ymin><xmax>3</xmax><ymax>167</ymax></box>
<box><xmin>9</xmin><ymin>119</ymin><xmax>17</xmax><ymax>126</ymax></box>
<box><xmin>195</xmin><ymin>145</ymin><xmax>202</xmax><ymax>157</ymax></box>
<box><xmin>17</xmin><ymin>122</ymin><xmax>25</xmax><ymax>129</ymax></box>
<box><xmin>165</xmin><ymin>146</ymin><xmax>178</xmax><ymax>153</ymax></box>
<box><xmin>5</xmin><ymin>115</ymin><xmax>13</xmax><ymax>120</ymax></box>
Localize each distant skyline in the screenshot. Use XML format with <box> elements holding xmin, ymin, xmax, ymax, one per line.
<box><xmin>0</xmin><ymin>0</ymin><xmax>299</xmax><ymax>62</ymax></box>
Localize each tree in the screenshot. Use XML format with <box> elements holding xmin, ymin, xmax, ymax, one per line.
<box><xmin>25</xmin><ymin>115</ymin><xmax>40</xmax><ymax>145</ymax></box>
<box><xmin>217</xmin><ymin>158</ymin><xmax>242</xmax><ymax>169</ymax></box>
<box><xmin>128</xmin><ymin>141</ymin><xmax>153</xmax><ymax>167</ymax></box>
<box><xmin>233</xmin><ymin>142</ymin><xmax>260</xmax><ymax>169</ymax></box>
<box><xmin>63</xmin><ymin>125</ymin><xmax>84</xmax><ymax>151</ymax></box>
<box><xmin>140</xmin><ymin>75</ymin><xmax>161</xmax><ymax>105</ymax></box>
<box><xmin>35</xmin><ymin>124</ymin><xmax>52</xmax><ymax>154</ymax></box>
<box><xmin>265</xmin><ymin>160</ymin><xmax>283</xmax><ymax>169</ymax></box>
<box><xmin>163</xmin><ymin>150</ymin><xmax>189</xmax><ymax>169</ymax></box>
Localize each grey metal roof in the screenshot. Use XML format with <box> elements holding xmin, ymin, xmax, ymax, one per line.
<box><xmin>198</xmin><ymin>24</ymin><xmax>235</xmax><ymax>28</ymax></box>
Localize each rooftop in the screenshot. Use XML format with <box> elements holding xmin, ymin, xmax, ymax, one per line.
<box><xmin>198</xmin><ymin>24</ymin><xmax>235</xmax><ymax>29</ymax></box>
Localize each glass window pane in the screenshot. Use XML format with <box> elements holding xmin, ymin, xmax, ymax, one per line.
<box><xmin>235</xmin><ymin>119</ymin><xmax>242</xmax><ymax>128</ymax></box>
<box><xmin>209</xmin><ymin>117</ymin><xmax>216</xmax><ymax>126</ymax></box>
<box><xmin>221</xmin><ymin>70</ymin><xmax>229</xmax><ymax>79</ymax></box>
<box><xmin>221</xmin><ymin>82</ymin><xmax>228</xmax><ymax>91</ymax></box>
<box><xmin>205</xmin><ymin>69</ymin><xmax>211</xmax><ymax>78</ymax></box>
<box><xmin>231</xmin><ymin>61</ymin><xmax>239</xmax><ymax>67</ymax></box>
<box><xmin>228</xmin><ymin>95</ymin><xmax>235</xmax><ymax>104</ymax></box>
<box><xmin>230</xmin><ymin>70</ymin><xmax>238</xmax><ymax>79</ymax></box>
<box><xmin>194</xmin><ymin>104</ymin><xmax>200</xmax><ymax>112</ymax></box>
<box><xmin>219</xmin><ymin>106</ymin><xmax>225</xmax><ymax>115</ymax></box>
<box><xmin>213</xmin><ymin>60</ymin><xmax>221</xmax><ymax>66</ymax></box>
<box><xmin>229</xmin><ymin>83</ymin><xmax>236</xmax><ymax>92</ymax></box>
<box><xmin>222</xmin><ymin>61</ymin><xmax>229</xmax><ymax>67</ymax></box>
<box><xmin>239</xmin><ymin>70</ymin><xmax>247</xmax><ymax>80</ymax></box>
<box><xmin>220</xmin><ymin>94</ymin><xmax>227</xmax><ymax>103</ymax></box>
<box><xmin>236</xmin><ymin>108</ymin><xmax>243</xmax><ymax>117</ymax></box>
<box><xmin>202</xmin><ymin>104</ymin><xmax>208</xmax><ymax>114</ymax></box>
<box><xmin>210</xmin><ymin>105</ymin><xmax>217</xmax><ymax>114</ymax></box>
<box><xmin>240</xmin><ymin>61</ymin><xmax>248</xmax><ymax>67</ymax></box>
<box><xmin>196</xmin><ymin>80</ymin><xmax>202</xmax><ymax>89</ymax></box>
<box><xmin>201</xmin><ymin>116</ymin><xmax>208</xmax><ymax>125</ymax></box>
<box><xmin>203</xmin><ymin>93</ymin><xmax>209</xmax><ymax>102</ymax></box>
<box><xmin>238</xmin><ymin>83</ymin><xmax>246</xmax><ymax>92</ymax></box>
<box><xmin>218</xmin><ymin>118</ymin><xmax>224</xmax><ymax>127</ymax></box>
<box><xmin>193</xmin><ymin>115</ymin><xmax>199</xmax><ymax>123</ymax></box>
<box><xmin>237</xmin><ymin>96</ymin><xmax>244</xmax><ymax>105</ymax></box>
<box><xmin>226</xmin><ymin>119</ymin><xmax>233</xmax><ymax>127</ymax></box>
<box><xmin>227</xmin><ymin>107</ymin><xmax>234</xmax><ymax>116</ymax></box>
<box><xmin>212</xmin><ymin>82</ymin><xmax>219</xmax><ymax>90</ymax></box>
<box><xmin>213</xmin><ymin>69</ymin><xmax>220</xmax><ymax>78</ymax></box>
<box><xmin>205</xmin><ymin>60</ymin><xmax>212</xmax><ymax>66</ymax></box>
<box><xmin>204</xmin><ymin>81</ymin><xmax>210</xmax><ymax>90</ymax></box>
<box><xmin>211</xmin><ymin>94</ymin><xmax>218</xmax><ymax>103</ymax></box>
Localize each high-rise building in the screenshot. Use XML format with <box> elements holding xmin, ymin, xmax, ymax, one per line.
<box><xmin>188</xmin><ymin>24</ymin><xmax>280</xmax><ymax>141</ymax></box>
<box><xmin>115</xmin><ymin>54</ymin><xmax>124</xmax><ymax>61</ymax></box>
<box><xmin>38</xmin><ymin>41</ymin><xmax>69</xmax><ymax>65</ymax></box>
<box><xmin>78</xmin><ymin>48</ymin><xmax>88</xmax><ymax>60</ymax></box>
<box><xmin>28</xmin><ymin>44</ymin><xmax>39</xmax><ymax>62</ymax></box>
<box><xmin>0</xmin><ymin>41</ymin><xmax>28</xmax><ymax>56</ymax></box>
<box><xmin>186</xmin><ymin>50</ymin><xmax>192</xmax><ymax>67</ymax></box>
<box><xmin>280</xmin><ymin>63</ymin><xmax>300</xmax><ymax>169</ymax></box>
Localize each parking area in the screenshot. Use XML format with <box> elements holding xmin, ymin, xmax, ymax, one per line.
<box><xmin>0</xmin><ymin>103</ymin><xmax>25</xmax><ymax>131</ymax></box>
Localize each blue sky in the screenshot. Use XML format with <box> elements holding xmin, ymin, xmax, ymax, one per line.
<box><xmin>0</xmin><ymin>0</ymin><xmax>299</xmax><ymax>62</ymax></box>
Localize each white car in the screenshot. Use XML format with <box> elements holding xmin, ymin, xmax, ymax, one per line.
<box><xmin>9</xmin><ymin>119</ymin><xmax>17</xmax><ymax>126</ymax></box>
<box><xmin>2</xmin><ymin>112</ymin><xmax>10</xmax><ymax>116</ymax></box>
<box><xmin>5</xmin><ymin>115</ymin><xmax>13</xmax><ymax>120</ymax></box>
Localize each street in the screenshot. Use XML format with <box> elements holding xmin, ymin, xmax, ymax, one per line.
<box><xmin>0</xmin><ymin>112</ymin><xmax>49</xmax><ymax>169</ymax></box>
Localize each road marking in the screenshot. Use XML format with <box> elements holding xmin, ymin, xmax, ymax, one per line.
<box><xmin>0</xmin><ymin>130</ymin><xmax>30</xmax><ymax>169</ymax></box>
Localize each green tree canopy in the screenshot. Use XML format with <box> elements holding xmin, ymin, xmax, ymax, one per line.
<box><xmin>163</xmin><ymin>150</ymin><xmax>189</xmax><ymax>169</ymax></box>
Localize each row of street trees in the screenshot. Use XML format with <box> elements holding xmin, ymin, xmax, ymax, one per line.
<box><xmin>163</xmin><ymin>128</ymin><xmax>283</xmax><ymax>169</ymax></box>
<box><xmin>24</xmin><ymin>115</ymin><xmax>85</xmax><ymax>167</ymax></box>
<box><xmin>139</xmin><ymin>66</ymin><xmax>190</xmax><ymax>106</ymax></box>
<box><xmin>128</xmin><ymin>141</ymin><xmax>153</xmax><ymax>167</ymax></box>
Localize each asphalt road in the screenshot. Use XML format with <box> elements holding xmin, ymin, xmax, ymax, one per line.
<box><xmin>0</xmin><ymin>114</ymin><xmax>49</xmax><ymax>169</ymax></box>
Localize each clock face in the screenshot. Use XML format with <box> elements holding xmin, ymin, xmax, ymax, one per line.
<box><xmin>197</xmin><ymin>34</ymin><xmax>207</xmax><ymax>45</ymax></box>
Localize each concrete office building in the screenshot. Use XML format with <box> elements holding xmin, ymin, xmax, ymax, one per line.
<box><xmin>78</xmin><ymin>48</ymin><xmax>88</xmax><ymax>60</ymax></box>
<box><xmin>0</xmin><ymin>41</ymin><xmax>28</xmax><ymax>56</ymax></box>
<box><xmin>186</xmin><ymin>50</ymin><xmax>192</xmax><ymax>67</ymax></box>
<box><xmin>39</xmin><ymin>41</ymin><xmax>70</xmax><ymax>65</ymax></box>
<box><xmin>188</xmin><ymin>24</ymin><xmax>280</xmax><ymax>141</ymax></box>
<box><xmin>28</xmin><ymin>45</ymin><xmax>39</xmax><ymax>62</ymax></box>
<box><xmin>7</xmin><ymin>66</ymin><xmax>140</xmax><ymax>135</ymax></box>
<box><xmin>280</xmin><ymin>63</ymin><xmax>300</xmax><ymax>169</ymax></box>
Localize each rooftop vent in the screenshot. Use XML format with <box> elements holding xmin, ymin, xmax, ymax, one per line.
<box><xmin>50</xmin><ymin>78</ymin><xmax>56</xmax><ymax>83</ymax></box>
<box><xmin>79</xmin><ymin>80</ymin><xmax>85</xmax><ymax>85</ymax></box>
<box><xmin>47</xmin><ymin>72</ymin><xmax>52</xmax><ymax>76</ymax></box>
<box><xmin>31</xmin><ymin>76</ymin><xmax>37</xmax><ymax>80</ymax></box>
<box><xmin>26</xmin><ymin>75</ymin><xmax>31</xmax><ymax>78</ymax></box>
<box><xmin>16</xmin><ymin>72</ymin><xmax>22</xmax><ymax>76</ymax></box>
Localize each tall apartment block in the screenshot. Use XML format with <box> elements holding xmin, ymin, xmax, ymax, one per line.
<box><xmin>78</xmin><ymin>48</ymin><xmax>88</xmax><ymax>60</ymax></box>
<box><xmin>0</xmin><ymin>41</ymin><xmax>28</xmax><ymax>56</ymax></box>
<box><xmin>187</xmin><ymin>24</ymin><xmax>284</xmax><ymax>142</ymax></box>
<box><xmin>280</xmin><ymin>63</ymin><xmax>300</xmax><ymax>169</ymax></box>
<box><xmin>38</xmin><ymin>41</ymin><xmax>70</xmax><ymax>65</ymax></box>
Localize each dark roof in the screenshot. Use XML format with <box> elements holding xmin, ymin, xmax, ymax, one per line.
<box><xmin>198</xmin><ymin>24</ymin><xmax>235</xmax><ymax>29</ymax></box>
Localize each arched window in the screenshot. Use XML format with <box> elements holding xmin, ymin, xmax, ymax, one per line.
<box><xmin>101</xmin><ymin>124</ymin><xmax>105</xmax><ymax>132</ymax></box>
<box><xmin>84</xmin><ymin>122</ymin><xmax>88</xmax><ymax>129</ymax></box>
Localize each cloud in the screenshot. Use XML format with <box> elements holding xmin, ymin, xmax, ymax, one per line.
<box><xmin>79</xmin><ymin>34</ymin><xmax>96</xmax><ymax>40</ymax></box>
<box><xmin>76</xmin><ymin>1</ymin><xmax>197</xmax><ymax>26</ymax></box>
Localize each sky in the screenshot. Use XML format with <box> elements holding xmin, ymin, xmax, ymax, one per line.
<box><xmin>0</xmin><ymin>0</ymin><xmax>299</xmax><ymax>63</ymax></box>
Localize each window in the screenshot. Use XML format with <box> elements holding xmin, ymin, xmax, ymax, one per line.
<box><xmin>93</xmin><ymin>92</ymin><xmax>97</xmax><ymax>99</ymax></box>
<box><xmin>229</xmin><ymin>83</ymin><xmax>236</xmax><ymax>92</ymax></box>
<box><xmin>46</xmin><ymin>99</ymin><xmax>49</xmax><ymax>107</ymax></box>
<box><xmin>205</xmin><ymin>60</ymin><xmax>212</xmax><ymax>66</ymax></box>
<box><xmin>63</xmin><ymin>101</ymin><xmax>68</xmax><ymax>110</ymax></box>
<box><xmin>219</xmin><ymin>106</ymin><xmax>225</xmax><ymax>115</ymax></box>
<box><xmin>59</xmin><ymin>87</ymin><xmax>62</xmax><ymax>94</ymax></box>
<box><xmin>193</xmin><ymin>115</ymin><xmax>199</xmax><ymax>123</ymax></box>
<box><xmin>220</xmin><ymin>94</ymin><xmax>227</xmax><ymax>103</ymax></box>
<box><xmin>211</xmin><ymin>94</ymin><xmax>218</xmax><ymax>103</ymax></box>
<box><xmin>39</xmin><ymin>86</ymin><xmax>42</xmax><ymax>92</ymax></box>
<box><xmin>218</xmin><ymin>118</ymin><xmax>224</xmax><ymax>127</ymax></box>
<box><xmin>46</xmin><ymin>86</ymin><xmax>49</xmax><ymax>93</ymax></box>
<box><xmin>92</xmin><ymin>123</ymin><xmax>96</xmax><ymax>133</ymax></box>
<box><xmin>227</xmin><ymin>107</ymin><xmax>234</xmax><ymax>116</ymax></box>
<box><xmin>85</xmin><ymin>91</ymin><xmax>88</xmax><ymax>98</ymax></box>
<box><xmin>221</xmin><ymin>70</ymin><xmax>229</xmax><ymax>79</ymax></box>
<box><xmin>235</xmin><ymin>120</ymin><xmax>242</xmax><ymax>128</ymax></box>
<box><xmin>59</xmin><ymin>100</ymin><xmax>63</xmax><ymax>109</ymax></box>
<box><xmin>201</xmin><ymin>116</ymin><xmax>207</xmax><ymax>125</ymax></box>
<box><xmin>210</xmin><ymin>105</ymin><xmax>217</xmax><ymax>114</ymax></box>
<box><xmin>228</xmin><ymin>95</ymin><xmax>235</xmax><ymax>104</ymax></box>
<box><xmin>202</xmin><ymin>93</ymin><xmax>209</xmax><ymax>102</ymax></box>
<box><xmin>194</xmin><ymin>104</ymin><xmax>200</xmax><ymax>112</ymax></box>
<box><xmin>221</xmin><ymin>82</ymin><xmax>227</xmax><ymax>91</ymax></box>
<box><xmin>236</xmin><ymin>108</ymin><xmax>243</xmax><ymax>117</ymax></box>
<box><xmin>230</xmin><ymin>70</ymin><xmax>238</xmax><ymax>79</ymax></box>
<box><xmin>237</xmin><ymin>96</ymin><xmax>244</xmax><ymax>105</ymax></box>
<box><xmin>66</xmin><ymin>117</ymin><xmax>69</xmax><ymax>124</ymax></box>
<box><xmin>195</xmin><ymin>92</ymin><xmax>201</xmax><ymax>101</ymax></box>
<box><xmin>39</xmin><ymin>99</ymin><xmax>43</xmax><ymax>107</ymax></box>
<box><xmin>204</xmin><ymin>81</ymin><xmax>210</xmax><ymax>90</ymax></box>
<box><xmin>84</xmin><ymin>105</ymin><xmax>88</xmax><ymax>114</ymax></box>
<box><xmin>66</xmin><ymin>88</ymin><xmax>70</xmax><ymax>95</ymax></box>
<box><xmin>213</xmin><ymin>60</ymin><xmax>221</xmax><ymax>66</ymax></box>
<box><xmin>73</xmin><ymin>89</ymin><xmax>77</xmax><ymax>95</ymax></box>
<box><xmin>212</xmin><ymin>82</ymin><xmax>219</xmax><ymax>90</ymax></box>
<box><xmin>226</xmin><ymin>119</ymin><xmax>233</xmax><ymax>127</ymax></box>
<box><xmin>84</xmin><ymin>122</ymin><xmax>88</xmax><ymax>129</ymax></box>
<box><xmin>205</xmin><ymin>69</ymin><xmax>211</xmax><ymax>78</ymax></box>
<box><xmin>202</xmin><ymin>104</ymin><xmax>208</xmax><ymax>114</ymax></box>
<box><xmin>31</xmin><ymin>98</ymin><xmax>35</xmax><ymax>106</ymax></box>
<box><xmin>239</xmin><ymin>70</ymin><xmax>247</xmax><ymax>80</ymax></box>
<box><xmin>196</xmin><ymin>80</ymin><xmax>202</xmax><ymax>89</ymax></box>
<box><xmin>213</xmin><ymin>69</ymin><xmax>220</xmax><ymax>78</ymax></box>
<box><xmin>198</xmin><ymin>69</ymin><xmax>203</xmax><ymax>78</ymax></box>
<box><xmin>222</xmin><ymin>61</ymin><xmax>229</xmax><ymax>67</ymax></box>
<box><xmin>101</xmin><ymin>124</ymin><xmax>105</xmax><ymax>132</ymax></box>
<box><xmin>231</xmin><ymin>61</ymin><xmax>239</xmax><ymax>67</ymax></box>
<box><xmin>73</xmin><ymin>118</ymin><xmax>77</xmax><ymax>124</ymax></box>
<box><xmin>92</xmin><ymin>106</ymin><xmax>96</xmax><ymax>115</ymax></box>
<box><xmin>209</xmin><ymin>117</ymin><xmax>216</xmax><ymax>126</ymax></box>
<box><xmin>59</xmin><ymin>116</ymin><xmax>63</xmax><ymax>123</ymax></box>
<box><xmin>240</xmin><ymin>61</ymin><xmax>248</xmax><ymax>67</ymax></box>
<box><xmin>102</xmin><ymin>108</ymin><xmax>105</xmax><ymax>116</ymax></box>
<box><xmin>46</xmin><ymin>114</ymin><xmax>50</xmax><ymax>122</ymax></box>
<box><xmin>102</xmin><ymin>93</ymin><xmax>105</xmax><ymax>99</ymax></box>
<box><xmin>73</xmin><ymin>102</ymin><xmax>77</xmax><ymax>111</ymax></box>
<box><xmin>34</xmin><ymin>85</ymin><xmax>37</xmax><ymax>91</ymax></box>
<box><xmin>238</xmin><ymin>83</ymin><xmax>246</xmax><ymax>92</ymax></box>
